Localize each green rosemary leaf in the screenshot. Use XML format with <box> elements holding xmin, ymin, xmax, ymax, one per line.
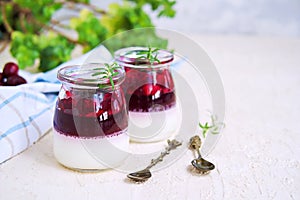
<box><xmin>154</xmin><ymin>57</ymin><xmax>160</xmax><ymax>63</ymax></box>
<box><xmin>104</xmin><ymin>63</ymin><xmax>110</xmax><ymax>68</ymax></box>
<box><xmin>97</xmin><ymin>84</ymin><xmax>107</xmax><ymax>89</ymax></box>
<box><xmin>211</xmin><ymin>131</ymin><xmax>219</xmax><ymax>134</ymax></box>
<box><xmin>112</xmin><ymin>65</ymin><xmax>122</xmax><ymax>69</ymax></box>
<box><xmin>202</xmin><ymin>130</ymin><xmax>208</xmax><ymax>138</ymax></box>
<box><xmin>133</xmin><ymin>47</ymin><xmax>162</xmax><ymax>64</ymax></box>
<box><xmin>199</xmin><ymin>114</ymin><xmax>224</xmax><ymax>138</ymax></box>
<box><xmin>92</xmin><ymin>62</ymin><xmax>122</xmax><ymax>90</ymax></box>
<box><xmin>92</xmin><ymin>72</ymin><xmax>105</xmax><ymax>76</ymax></box>
<box><xmin>98</xmin><ymin>71</ymin><xmax>109</xmax><ymax>74</ymax></box>
<box><xmin>136</xmin><ymin>50</ymin><xmax>149</xmax><ymax>55</ymax></box>
<box><xmin>152</xmin><ymin>48</ymin><xmax>160</xmax><ymax>53</ymax></box>
<box><xmin>93</xmin><ymin>68</ymin><xmax>104</xmax><ymax>70</ymax></box>
<box><xmin>92</xmin><ymin>71</ymin><xmax>108</xmax><ymax>75</ymax></box>
<box><xmin>199</xmin><ymin>122</ymin><xmax>204</xmax><ymax>129</ymax></box>
<box><xmin>109</xmin><ymin>77</ymin><xmax>114</xmax><ymax>90</ymax></box>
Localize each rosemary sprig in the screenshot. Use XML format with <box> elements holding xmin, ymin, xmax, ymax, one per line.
<box><xmin>92</xmin><ymin>62</ymin><xmax>122</xmax><ymax>90</ymax></box>
<box><xmin>199</xmin><ymin>115</ymin><xmax>225</xmax><ymax>138</ymax></box>
<box><xmin>136</xmin><ymin>47</ymin><xmax>161</xmax><ymax>64</ymax></box>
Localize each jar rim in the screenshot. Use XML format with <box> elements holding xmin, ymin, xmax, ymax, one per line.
<box><xmin>57</xmin><ymin>63</ymin><xmax>125</xmax><ymax>88</ymax></box>
<box><xmin>114</xmin><ymin>46</ymin><xmax>173</xmax><ymax>68</ymax></box>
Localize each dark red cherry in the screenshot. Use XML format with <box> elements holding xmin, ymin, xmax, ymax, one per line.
<box><xmin>142</xmin><ymin>84</ymin><xmax>152</xmax><ymax>96</ymax></box>
<box><xmin>3</xmin><ymin>62</ymin><xmax>19</xmax><ymax>77</ymax></box>
<box><xmin>58</xmin><ymin>98</ymin><xmax>73</xmax><ymax>110</ymax></box>
<box><xmin>65</xmin><ymin>90</ymin><xmax>72</xmax><ymax>98</ymax></box>
<box><xmin>6</xmin><ymin>75</ymin><xmax>27</xmax><ymax>86</ymax></box>
<box><xmin>142</xmin><ymin>84</ymin><xmax>161</xmax><ymax>96</ymax></box>
<box><xmin>0</xmin><ymin>72</ymin><xmax>4</xmax><ymax>83</ymax></box>
<box><xmin>0</xmin><ymin>75</ymin><xmax>5</xmax><ymax>86</ymax></box>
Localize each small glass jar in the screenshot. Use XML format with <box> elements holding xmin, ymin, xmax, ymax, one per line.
<box><xmin>53</xmin><ymin>63</ymin><xmax>129</xmax><ymax>171</ymax></box>
<box><xmin>115</xmin><ymin>47</ymin><xmax>180</xmax><ymax>142</ymax></box>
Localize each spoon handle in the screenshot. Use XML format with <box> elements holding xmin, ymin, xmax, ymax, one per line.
<box><xmin>196</xmin><ymin>148</ymin><xmax>202</xmax><ymax>159</ymax></box>
<box><xmin>189</xmin><ymin>135</ymin><xmax>203</xmax><ymax>158</ymax></box>
<box><xmin>146</xmin><ymin>139</ymin><xmax>182</xmax><ymax>169</ymax></box>
<box><xmin>189</xmin><ymin>135</ymin><xmax>202</xmax><ymax>150</ymax></box>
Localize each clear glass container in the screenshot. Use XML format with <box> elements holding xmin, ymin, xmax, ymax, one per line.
<box><xmin>53</xmin><ymin>63</ymin><xmax>129</xmax><ymax>171</ymax></box>
<box><xmin>115</xmin><ymin>47</ymin><xmax>180</xmax><ymax>142</ymax></box>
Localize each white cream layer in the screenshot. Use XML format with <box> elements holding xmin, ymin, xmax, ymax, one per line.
<box><xmin>128</xmin><ymin>106</ymin><xmax>182</xmax><ymax>142</ymax></box>
<box><xmin>53</xmin><ymin>130</ymin><xmax>129</xmax><ymax>170</ymax></box>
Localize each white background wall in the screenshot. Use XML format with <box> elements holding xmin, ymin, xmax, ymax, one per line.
<box><xmin>93</xmin><ymin>0</ymin><xmax>300</xmax><ymax>37</ymax></box>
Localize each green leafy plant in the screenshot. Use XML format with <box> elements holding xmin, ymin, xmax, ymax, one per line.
<box><xmin>92</xmin><ymin>62</ymin><xmax>122</xmax><ymax>90</ymax></box>
<box><xmin>199</xmin><ymin>115</ymin><xmax>225</xmax><ymax>138</ymax></box>
<box><xmin>136</xmin><ymin>47</ymin><xmax>161</xmax><ymax>64</ymax></box>
<box><xmin>0</xmin><ymin>0</ymin><xmax>176</xmax><ymax>72</ymax></box>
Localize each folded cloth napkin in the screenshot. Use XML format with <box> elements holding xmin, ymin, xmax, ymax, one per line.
<box><xmin>0</xmin><ymin>45</ymin><xmax>113</xmax><ymax>164</ymax></box>
<box><xmin>0</xmin><ymin>86</ymin><xmax>54</xmax><ymax>163</ymax></box>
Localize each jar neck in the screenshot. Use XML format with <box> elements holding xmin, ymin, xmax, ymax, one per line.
<box><xmin>57</xmin><ymin>63</ymin><xmax>125</xmax><ymax>90</ymax></box>
<box><xmin>114</xmin><ymin>47</ymin><xmax>174</xmax><ymax>69</ymax></box>
<box><xmin>120</xmin><ymin>63</ymin><xmax>172</xmax><ymax>72</ymax></box>
<box><xmin>62</xmin><ymin>82</ymin><xmax>122</xmax><ymax>92</ymax></box>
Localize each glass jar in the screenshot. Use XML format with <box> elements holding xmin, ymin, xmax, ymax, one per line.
<box><xmin>115</xmin><ymin>47</ymin><xmax>180</xmax><ymax>142</ymax></box>
<box><xmin>53</xmin><ymin>63</ymin><xmax>129</xmax><ymax>171</ymax></box>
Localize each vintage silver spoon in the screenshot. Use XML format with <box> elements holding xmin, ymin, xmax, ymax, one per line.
<box><xmin>127</xmin><ymin>139</ymin><xmax>182</xmax><ymax>182</ymax></box>
<box><xmin>189</xmin><ymin>135</ymin><xmax>215</xmax><ymax>174</ymax></box>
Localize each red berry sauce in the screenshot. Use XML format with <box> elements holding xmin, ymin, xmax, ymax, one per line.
<box><xmin>53</xmin><ymin>89</ymin><xmax>128</xmax><ymax>138</ymax></box>
<box><xmin>122</xmin><ymin>67</ymin><xmax>176</xmax><ymax>112</ymax></box>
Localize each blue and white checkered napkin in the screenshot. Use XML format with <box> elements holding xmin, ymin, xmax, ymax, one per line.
<box><xmin>0</xmin><ymin>72</ymin><xmax>59</xmax><ymax>164</ymax></box>
<box><xmin>0</xmin><ymin>46</ymin><xmax>113</xmax><ymax>164</ymax></box>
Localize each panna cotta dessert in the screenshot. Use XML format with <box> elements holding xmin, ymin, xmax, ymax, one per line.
<box><xmin>53</xmin><ymin>63</ymin><xmax>129</xmax><ymax>171</ymax></box>
<box><xmin>115</xmin><ymin>47</ymin><xmax>180</xmax><ymax>142</ymax></box>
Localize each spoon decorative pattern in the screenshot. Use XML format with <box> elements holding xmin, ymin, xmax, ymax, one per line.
<box><xmin>127</xmin><ymin>139</ymin><xmax>182</xmax><ymax>182</ymax></box>
<box><xmin>189</xmin><ymin>135</ymin><xmax>215</xmax><ymax>174</ymax></box>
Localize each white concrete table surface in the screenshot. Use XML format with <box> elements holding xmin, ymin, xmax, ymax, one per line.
<box><xmin>0</xmin><ymin>35</ymin><xmax>299</xmax><ymax>199</ymax></box>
